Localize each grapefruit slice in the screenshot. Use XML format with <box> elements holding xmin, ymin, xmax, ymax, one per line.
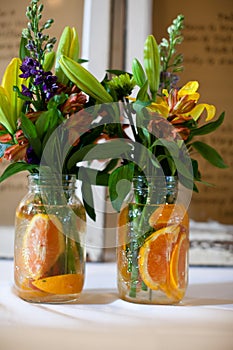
<box><xmin>22</xmin><ymin>214</ymin><xmax>65</xmax><ymax>280</ymax></box>
<box><xmin>138</xmin><ymin>225</ymin><xmax>180</xmax><ymax>292</ymax></box>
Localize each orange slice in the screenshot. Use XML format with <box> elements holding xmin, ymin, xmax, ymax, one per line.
<box><xmin>22</xmin><ymin>214</ymin><xmax>65</xmax><ymax>280</ymax></box>
<box><xmin>117</xmin><ymin>206</ymin><xmax>132</xmax><ymax>282</ymax></box>
<box><xmin>170</xmin><ymin>233</ymin><xmax>188</xmax><ymax>293</ymax></box>
<box><xmin>117</xmin><ymin>248</ymin><xmax>131</xmax><ymax>282</ymax></box>
<box><xmin>149</xmin><ymin>204</ymin><xmax>189</xmax><ymax>231</ymax></box>
<box><xmin>16</xmin><ymin>204</ymin><xmax>35</xmax><ymax>221</ymax></box>
<box><xmin>118</xmin><ymin>206</ymin><xmax>129</xmax><ymax>247</ymax></box>
<box><xmin>138</xmin><ymin>225</ymin><xmax>180</xmax><ymax>292</ymax></box>
<box><xmin>32</xmin><ymin>273</ymin><xmax>84</xmax><ymax>294</ymax></box>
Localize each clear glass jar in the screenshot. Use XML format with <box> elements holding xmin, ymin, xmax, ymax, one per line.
<box><xmin>117</xmin><ymin>176</ymin><xmax>189</xmax><ymax>304</ymax></box>
<box><xmin>14</xmin><ymin>173</ymin><xmax>86</xmax><ymax>303</ymax></box>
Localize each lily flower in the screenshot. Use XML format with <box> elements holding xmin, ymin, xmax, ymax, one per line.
<box><xmin>0</xmin><ymin>58</ymin><xmax>29</xmax><ymax>134</ymax></box>
<box><xmin>4</xmin><ymin>141</ymin><xmax>28</xmax><ymax>162</ymax></box>
<box><xmin>150</xmin><ymin>81</ymin><xmax>216</xmax><ymax>122</ymax></box>
<box><xmin>55</xmin><ymin>26</ymin><xmax>80</xmax><ymax>84</ymax></box>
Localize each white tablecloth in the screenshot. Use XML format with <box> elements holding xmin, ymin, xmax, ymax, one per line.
<box><xmin>0</xmin><ymin>260</ymin><xmax>233</xmax><ymax>350</ymax></box>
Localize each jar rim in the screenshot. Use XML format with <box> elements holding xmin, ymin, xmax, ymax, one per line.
<box><xmin>133</xmin><ymin>175</ymin><xmax>177</xmax><ymax>183</ymax></box>
<box><xmin>28</xmin><ymin>173</ymin><xmax>76</xmax><ymax>180</ymax></box>
<box><xmin>28</xmin><ymin>173</ymin><xmax>77</xmax><ymax>188</ymax></box>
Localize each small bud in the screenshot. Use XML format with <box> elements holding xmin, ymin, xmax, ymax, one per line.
<box><xmin>38</xmin><ymin>4</ymin><xmax>44</xmax><ymax>13</ymax></box>
<box><xmin>27</xmin><ymin>22</ymin><xmax>32</xmax><ymax>31</ymax></box>
<box><xmin>22</xmin><ymin>28</ymin><xmax>30</xmax><ymax>39</ymax></box>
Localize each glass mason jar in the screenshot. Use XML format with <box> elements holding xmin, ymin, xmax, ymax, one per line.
<box><xmin>14</xmin><ymin>173</ymin><xmax>86</xmax><ymax>303</ymax></box>
<box><xmin>117</xmin><ymin>176</ymin><xmax>189</xmax><ymax>304</ymax></box>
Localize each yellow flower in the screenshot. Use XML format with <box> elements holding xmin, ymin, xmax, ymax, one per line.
<box><xmin>150</xmin><ymin>81</ymin><xmax>216</xmax><ymax>122</ymax></box>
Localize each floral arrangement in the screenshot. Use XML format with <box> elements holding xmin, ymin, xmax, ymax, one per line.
<box><xmin>0</xmin><ymin>0</ymin><xmax>227</xmax><ymax>220</ymax></box>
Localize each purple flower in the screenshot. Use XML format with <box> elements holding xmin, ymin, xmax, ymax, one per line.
<box><xmin>34</xmin><ymin>73</ymin><xmax>44</xmax><ymax>86</ymax></box>
<box><xmin>160</xmin><ymin>71</ymin><xmax>179</xmax><ymax>90</ymax></box>
<box><xmin>42</xmin><ymin>73</ymin><xmax>58</xmax><ymax>99</ymax></box>
<box><xmin>20</xmin><ymin>57</ymin><xmax>42</xmax><ymax>79</ymax></box>
<box><xmin>19</xmin><ymin>57</ymin><xmax>59</xmax><ymax>102</ymax></box>
<box><xmin>26</xmin><ymin>146</ymin><xmax>40</xmax><ymax>165</ymax></box>
<box><xmin>21</xmin><ymin>84</ymin><xmax>33</xmax><ymax>99</ymax></box>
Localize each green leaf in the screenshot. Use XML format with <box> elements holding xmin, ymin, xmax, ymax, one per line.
<box><xmin>151</xmin><ymin>138</ymin><xmax>180</xmax><ymax>157</ymax></box>
<box><xmin>35</xmin><ymin>111</ymin><xmax>51</xmax><ymax>139</ymax></box>
<box><xmin>19</xmin><ymin>37</ymin><xmax>30</xmax><ymax>60</ymax></box>
<box><xmin>20</xmin><ymin>114</ymin><xmax>42</xmax><ymax>157</ymax></box>
<box><xmin>67</xmin><ymin>140</ymin><xmax>133</xmax><ymax>169</ymax></box>
<box><xmin>191</xmin><ymin>158</ymin><xmax>201</xmax><ymax>181</ymax></box>
<box><xmin>192</xmin><ymin>141</ymin><xmax>228</xmax><ymax>168</ymax></box>
<box><xmin>109</xmin><ymin>163</ymin><xmax>134</xmax><ymax>212</ymax></box>
<box><xmin>78</xmin><ymin>168</ymin><xmax>96</xmax><ymax>221</ymax></box>
<box><xmin>136</xmin><ymin>80</ymin><xmax>149</xmax><ymax>102</ymax></box>
<box><xmin>132</xmin><ymin>58</ymin><xmax>147</xmax><ymax>87</ymax></box>
<box><xmin>174</xmin><ymin>157</ymin><xmax>193</xmax><ymax>180</ymax></box>
<box><xmin>190</xmin><ymin>112</ymin><xmax>225</xmax><ymax>137</ymax></box>
<box><xmin>102</xmin><ymin>158</ymin><xmax>119</xmax><ymax>173</ymax></box>
<box><xmin>74</xmin><ymin>167</ymin><xmax>109</xmax><ymax>187</ymax></box>
<box><xmin>0</xmin><ymin>162</ymin><xmax>38</xmax><ymax>183</ymax></box>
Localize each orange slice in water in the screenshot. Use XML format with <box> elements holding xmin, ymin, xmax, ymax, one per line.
<box><xmin>117</xmin><ymin>206</ymin><xmax>133</xmax><ymax>282</ymax></box>
<box><xmin>32</xmin><ymin>273</ymin><xmax>84</xmax><ymax>294</ymax></box>
<box><xmin>170</xmin><ymin>233</ymin><xmax>188</xmax><ymax>294</ymax></box>
<box><xmin>149</xmin><ymin>204</ymin><xmax>189</xmax><ymax>231</ymax></box>
<box><xmin>22</xmin><ymin>214</ymin><xmax>65</xmax><ymax>280</ymax></box>
<box><xmin>118</xmin><ymin>206</ymin><xmax>129</xmax><ymax>247</ymax></box>
<box><xmin>138</xmin><ymin>225</ymin><xmax>180</xmax><ymax>292</ymax></box>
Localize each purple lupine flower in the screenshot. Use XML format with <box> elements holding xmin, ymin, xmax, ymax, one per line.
<box><xmin>160</xmin><ymin>71</ymin><xmax>179</xmax><ymax>90</ymax></box>
<box><xmin>19</xmin><ymin>56</ymin><xmax>59</xmax><ymax>102</ymax></box>
<box><xmin>42</xmin><ymin>73</ymin><xmax>58</xmax><ymax>100</ymax></box>
<box><xmin>19</xmin><ymin>57</ymin><xmax>42</xmax><ymax>78</ymax></box>
<box><xmin>21</xmin><ymin>84</ymin><xmax>33</xmax><ymax>99</ymax></box>
<box><xmin>26</xmin><ymin>146</ymin><xmax>40</xmax><ymax>165</ymax></box>
<box><xmin>25</xmin><ymin>40</ymin><xmax>36</xmax><ymax>53</ymax></box>
<box><xmin>34</xmin><ymin>73</ymin><xmax>44</xmax><ymax>86</ymax></box>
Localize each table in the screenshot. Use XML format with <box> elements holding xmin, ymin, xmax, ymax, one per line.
<box><xmin>0</xmin><ymin>259</ymin><xmax>233</xmax><ymax>350</ymax></box>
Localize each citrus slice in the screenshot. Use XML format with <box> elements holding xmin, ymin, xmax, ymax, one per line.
<box><xmin>118</xmin><ymin>206</ymin><xmax>129</xmax><ymax>247</ymax></box>
<box><xmin>22</xmin><ymin>214</ymin><xmax>65</xmax><ymax>279</ymax></box>
<box><xmin>170</xmin><ymin>233</ymin><xmax>188</xmax><ymax>293</ymax></box>
<box><xmin>138</xmin><ymin>225</ymin><xmax>180</xmax><ymax>292</ymax></box>
<box><xmin>32</xmin><ymin>273</ymin><xmax>84</xmax><ymax>294</ymax></box>
<box><xmin>149</xmin><ymin>204</ymin><xmax>189</xmax><ymax>231</ymax></box>
<box><xmin>117</xmin><ymin>248</ymin><xmax>131</xmax><ymax>282</ymax></box>
<box><xmin>16</xmin><ymin>204</ymin><xmax>35</xmax><ymax>221</ymax></box>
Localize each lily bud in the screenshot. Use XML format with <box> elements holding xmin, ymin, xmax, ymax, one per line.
<box><xmin>55</xmin><ymin>26</ymin><xmax>80</xmax><ymax>84</ymax></box>
<box><xmin>0</xmin><ymin>58</ymin><xmax>29</xmax><ymax>134</ymax></box>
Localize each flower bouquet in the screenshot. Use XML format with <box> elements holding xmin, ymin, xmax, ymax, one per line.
<box><xmin>0</xmin><ymin>1</ymin><xmax>227</xmax><ymax>303</ymax></box>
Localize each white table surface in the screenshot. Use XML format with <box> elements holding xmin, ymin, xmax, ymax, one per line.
<box><xmin>0</xmin><ymin>259</ymin><xmax>233</xmax><ymax>350</ymax></box>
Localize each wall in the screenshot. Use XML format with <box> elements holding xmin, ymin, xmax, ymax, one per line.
<box><xmin>153</xmin><ymin>0</ymin><xmax>233</xmax><ymax>224</ymax></box>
